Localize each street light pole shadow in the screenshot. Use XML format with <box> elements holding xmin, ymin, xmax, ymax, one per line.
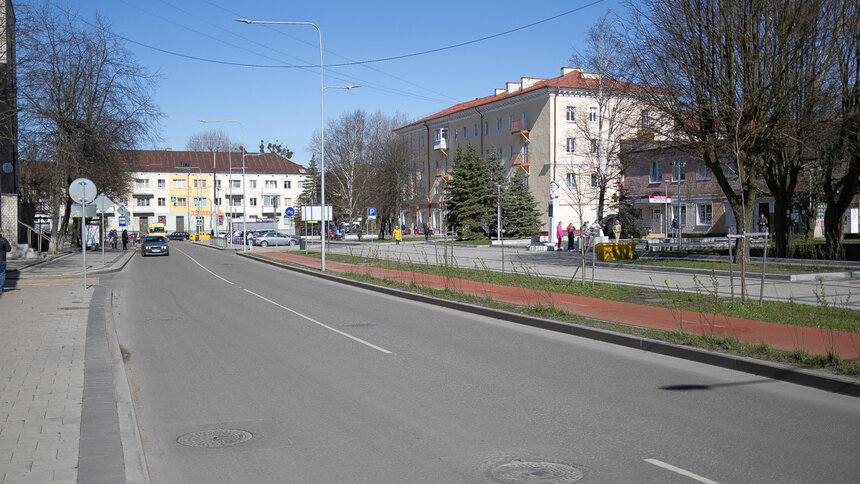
<box><xmin>659</xmin><ymin>379</ymin><xmax>771</xmax><ymax>391</ymax></box>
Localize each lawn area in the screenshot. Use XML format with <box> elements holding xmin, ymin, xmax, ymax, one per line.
<box><xmin>320</xmin><ymin>252</ymin><xmax>860</xmax><ymax>334</ymax></box>
<box><xmin>606</xmin><ymin>258</ymin><xmax>850</xmax><ymax>275</ymax></box>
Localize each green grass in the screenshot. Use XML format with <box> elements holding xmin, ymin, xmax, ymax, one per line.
<box><xmin>607</xmin><ymin>258</ymin><xmax>845</xmax><ymax>275</ymax></box>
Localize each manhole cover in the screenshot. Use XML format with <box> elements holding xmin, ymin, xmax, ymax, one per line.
<box><xmin>176</xmin><ymin>429</ymin><xmax>253</xmax><ymax>448</ymax></box>
<box><xmin>491</xmin><ymin>461</ymin><xmax>584</xmax><ymax>483</ymax></box>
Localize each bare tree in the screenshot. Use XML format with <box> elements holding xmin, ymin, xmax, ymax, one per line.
<box><xmin>568</xmin><ymin>13</ymin><xmax>640</xmax><ymax>221</ymax></box>
<box><xmin>186</xmin><ymin>129</ymin><xmax>237</xmax><ymax>152</ymax></box>
<box><xmin>18</xmin><ymin>3</ymin><xmax>160</xmax><ymax>249</ymax></box>
<box><xmin>623</xmin><ymin>0</ymin><xmax>825</xmax><ymax>261</ymax></box>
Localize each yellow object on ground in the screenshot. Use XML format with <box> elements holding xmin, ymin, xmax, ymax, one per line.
<box><xmin>594</xmin><ymin>242</ymin><xmax>636</xmax><ymax>261</ymax></box>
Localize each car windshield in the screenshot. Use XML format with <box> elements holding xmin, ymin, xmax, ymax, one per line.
<box><xmin>145</xmin><ymin>236</ymin><xmax>166</xmax><ymax>243</ymax></box>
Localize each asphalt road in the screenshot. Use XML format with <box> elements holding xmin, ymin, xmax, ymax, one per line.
<box><xmin>104</xmin><ymin>243</ymin><xmax>860</xmax><ymax>483</ymax></box>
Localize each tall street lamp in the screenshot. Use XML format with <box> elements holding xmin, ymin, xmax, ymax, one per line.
<box><xmin>671</xmin><ymin>160</ymin><xmax>686</xmax><ymax>250</ymax></box>
<box><xmin>199</xmin><ymin>119</ymin><xmax>248</xmax><ymax>251</ymax></box>
<box><xmin>175</xmin><ymin>165</ymin><xmax>201</xmax><ymax>234</ymax></box>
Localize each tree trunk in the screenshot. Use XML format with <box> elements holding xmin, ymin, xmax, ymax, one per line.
<box><xmin>771</xmin><ymin>195</ymin><xmax>790</xmax><ymax>258</ymax></box>
<box><xmin>823</xmin><ymin>206</ymin><xmax>845</xmax><ymax>259</ymax></box>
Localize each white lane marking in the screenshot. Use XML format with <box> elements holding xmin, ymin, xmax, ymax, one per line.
<box><xmin>177</xmin><ymin>248</ymin><xmax>234</xmax><ymax>285</ymax></box>
<box><xmin>243</xmin><ymin>289</ymin><xmax>393</xmax><ymax>355</ymax></box>
<box><xmin>644</xmin><ymin>459</ymin><xmax>719</xmax><ymax>484</ymax></box>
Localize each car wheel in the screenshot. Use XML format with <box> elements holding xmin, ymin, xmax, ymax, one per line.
<box><xmin>166</xmin><ymin>251</ymin><xmax>170</xmax><ymax>256</ymax></box>
<box><xmin>141</xmin><ymin>252</ymin><xmax>146</xmax><ymax>257</ymax></box>
<box><xmin>260</xmin><ymin>241</ymin><xmax>268</xmax><ymax>247</ymax></box>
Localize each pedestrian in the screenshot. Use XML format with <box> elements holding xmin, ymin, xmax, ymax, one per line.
<box><xmin>556</xmin><ymin>221</ymin><xmax>563</xmax><ymax>251</ymax></box>
<box><xmin>567</xmin><ymin>223</ymin><xmax>575</xmax><ymax>251</ymax></box>
<box><xmin>121</xmin><ymin>229</ymin><xmax>128</xmax><ymax>251</ymax></box>
<box><xmin>422</xmin><ymin>222</ymin><xmax>430</xmax><ymax>241</ymax></box>
<box><xmin>0</xmin><ymin>227</ymin><xmax>11</xmax><ymax>293</ymax></box>
<box><xmin>591</xmin><ymin>220</ymin><xmax>604</xmax><ymax>237</ymax></box>
<box><xmin>581</xmin><ymin>221</ymin><xmax>589</xmax><ymax>251</ymax></box>
<box><xmin>759</xmin><ymin>213</ymin><xmax>769</xmax><ymax>233</ymax></box>
<box><xmin>393</xmin><ymin>225</ymin><xmax>402</xmax><ymax>245</ymax></box>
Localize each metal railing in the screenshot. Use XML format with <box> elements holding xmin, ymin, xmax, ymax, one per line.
<box><xmin>17</xmin><ymin>220</ymin><xmax>51</xmax><ymax>254</ymax></box>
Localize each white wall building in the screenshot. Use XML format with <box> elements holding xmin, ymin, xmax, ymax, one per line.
<box><xmin>106</xmin><ymin>150</ymin><xmax>307</xmax><ymax>235</ymax></box>
<box><xmin>394</xmin><ymin>67</ymin><xmax>650</xmax><ymax>237</ymax></box>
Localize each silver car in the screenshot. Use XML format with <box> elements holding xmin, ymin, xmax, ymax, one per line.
<box><xmin>252</xmin><ymin>231</ymin><xmax>298</xmax><ymax>247</ymax></box>
<box><xmin>141</xmin><ymin>235</ymin><xmax>169</xmax><ymax>256</ymax></box>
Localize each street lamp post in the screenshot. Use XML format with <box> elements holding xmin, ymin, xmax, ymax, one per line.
<box><xmin>671</xmin><ymin>160</ymin><xmax>686</xmax><ymax>250</ymax></box>
<box><xmin>237</xmin><ymin>19</ymin><xmax>359</xmax><ymax>271</ymax></box>
<box><xmin>199</xmin><ymin>119</ymin><xmax>248</xmax><ymax>251</ymax></box>
<box><xmin>175</xmin><ymin>166</ymin><xmax>201</xmax><ymax>234</ymax></box>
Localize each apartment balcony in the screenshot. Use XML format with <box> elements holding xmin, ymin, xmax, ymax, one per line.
<box><xmin>133</xmin><ymin>187</ymin><xmax>154</xmax><ymax>196</ymax></box>
<box><xmin>262</xmin><ymin>187</ymin><xmax>281</xmax><ymax>195</ymax></box>
<box><xmin>433</xmin><ymin>128</ymin><xmax>449</xmax><ymax>152</ymax></box>
<box><xmin>511</xmin><ymin>153</ymin><xmax>530</xmax><ymax>175</ymax></box>
<box><xmin>511</xmin><ymin>119</ymin><xmax>530</xmax><ymax>140</ymax></box>
<box><xmin>434</xmin><ymin>167</ymin><xmax>449</xmax><ymax>180</ymax></box>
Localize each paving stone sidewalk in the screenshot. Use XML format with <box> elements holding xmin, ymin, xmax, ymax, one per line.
<box><xmin>0</xmin><ymin>282</ymin><xmax>91</xmax><ymax>484</ymax></box>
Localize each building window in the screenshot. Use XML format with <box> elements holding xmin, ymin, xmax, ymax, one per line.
<box><xmin>249</xmin><ymin>180</ymin><xmax>257</xmax><ymax>189</ymax></box>
<box><xmin>698</xmin><ymin>204</ymin><xmax>713</xmax><ymax>225</ymax></box>
<box><xmin>591</xmin><ymin>173</ymin><xmax>599</xmax><ymax>187</ymax></box>
<box><xmin>135</xmin><ymin>179</ymin><xmax>149</xmax><ymax>189</ymax></box>
<box><xmin>263</xmin><ymin>195</ymin><xmax>277</xmax><ymax>206</ymax></box>
<box><xmin>566</xmin><ymin>173</ymin><xmax>576</xmax><ymax>187</ymax></box>
<box><xmin>566</xmin><ymin>138</ymin><xmax>576</xmax><ymax>153</ymax></box>
<box><xmin>283</xmin><ymin>180</ymin><xmax>291</xmax><ymax>189</ymax></box>
<box><xmin>215</xmin><ymin>198</ymin><xmax>221</xmax><ymax>205</ymax></box>
<box><xmin>496</xmin><ymin>118</ymin><xmax>502</xmax><ymax>131</ymax></box>
<box><xmin>641</xmin><ymin>110</ymin><xmax>653</xmax><ymax>130</ymax></box>
<box><xmin>474</xmin><ymin>124</ymin><xmax>478</xmax><ymax>137</ymax></box>
<box><xmin>284</xmin><ymin>198</ymin><xmax>291</xmax><ymax>207</ymax></box>
<box><xmin>497</xmin><ymin>148</ymin><xmax>503</xmax><ymax>160</ymax></box>
<box><xmin>231</xmin><ymin>180</ymin><xmax>241</xmax><ymax>188</ymax></box>
<box><xmin>589</xmin><ymin>107</ymin><xmax>598</xmax><ymax>122</ymax></box>
<box><xmin>230</xmin><ymin>198</ymin><xmax>242</xmax><ymax>207</ymax></box>
<box><xmin>723</xmin><ymin>159</ymin><xmax>739</xmax><ymax>178</ymax></box>
<box><xmin>157</xmin><ymin>197</ymin><xmax>166</xmax><ymax>206</ymax></box>
<box><xmin>176</xmin><ymin>197</ymin><xmax>187</xmax><ymax>207</ymax></box>
<box><xmin>194</xmin><ymin>198</ymin><xmax>207</xmax><ymax>207</ymax></box>
<box><xmin>157</xmin><ymin>179</ymin><xmax>166</xmax><ymax>189</ymax></box>
<box><xmin>453</xmin><ymin>129</ymin><xmax>458</xmax><ymax>141</ymax></box>
<box><xmin>509</xmin><ymin>115</ymin><xmax>514</xmax><ymax>129</ymax></box>
<box><xmin>215</xmin><ymin>180</ymin><xmax>221</xmax><ymax>189</ymax></box>
<box><xmin>265</xmin><ymin>180</ymin><xmax>277</xmax><ymax>189</ymax></box>
<box><xmin>193</xmin><ymin>178</ymin><xmax>206</xmax><ymax>188</ymax></box>
<box><xmin>484</xmin><ymin>121</ymin><xmax>489</xmax><ymax>135</ymax></box>
<box><xmin>420</xmin><ymin>136</ymin><xmax>424</xmax><ymax>148</ymax></box>
<box><xmin>672</xmin><ymin>161</ymin><xmax>686</xmax><ymax>181</ymax></box>
<box><xmin>566</xmin><ymin>106</ymin><xmax>576</xmax><ymax>122</ymax></box>
<box><xmin>650</xmin><ymin>161</ymin><xmax>663</xmax><ymax>183</ymax></box>
<box><xmin>135</xmin><ymin>197</ymin><xmax>150</xmax><ymax>207</ymax></box>
<box><xmin>249</xmin><ymin>198</ymin><xmax>257</xmax><ymax>207</ymax></box>
<box><xmin>590</xmin><ymin>139</ymin><xmax>599</xmax><ymax>154</ymax></box>
<box><xmin>463</xmin><ymin>127</ymin><xmax>467</xmax><ymax>139</ymax></box>
<box><xmin>697</xmin><ymin>162</ymin><xmax>710</xmax><ymax>180</ymax></box>
<box><xmin>173</xmin><ymin>179</ymin><xmax>186</xmax><ymax>189</ymax></box>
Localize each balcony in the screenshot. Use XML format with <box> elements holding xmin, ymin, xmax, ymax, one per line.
<box><xmin>133</xmin><ymin>186</ymin><xmax>154</xmax><ymax>196</ymax></box>
<box><xmin>434</xmin><ymin>167</ymin><xmax>449</xmax><ymax>180</ymax></box>
<box><xmin>433</xmin><ymin>128</ymin><xmax>449</xmax><ymax>152</ymax></box>
<box><xmin>511</xmin><ymin>119</ymin><xmax>530</xmax><ymax>141</ymax></box>
<box><xmin>511</xmin><ymin>153</ymin><xmax>530</xmax><ymax>174</ymax></box>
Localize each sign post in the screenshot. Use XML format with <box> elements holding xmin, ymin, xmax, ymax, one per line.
<box><xmin>69</xmin><ymin>178</ymin><xmax>97</xmax><ymax>290</ymax></box>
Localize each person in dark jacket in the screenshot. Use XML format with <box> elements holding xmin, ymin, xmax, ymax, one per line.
<box><xmin>0</xmin><ymin>228</ymin><xmax>12</xmax><ymax>292</ymax></box>
<box><xmin>121</xmin><ymin>229</ymin><xmax>128</xmax><ymax>250</ymax></box>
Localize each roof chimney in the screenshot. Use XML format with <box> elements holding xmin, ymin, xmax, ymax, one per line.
<box><xmin>521</xmin><ymin>77</ymin><xmax>545</xmax><ymax>89</ymax></box>
<box><xmin>495</xmin><ymin>88</ymin><xmax>506</xmax><ymax>96</ymax></box>
<box><xmin>561</xmin><ymin>67</ymin><xmax>583</xmax><ymax>76</ymax></box>
<box><xmin>506</xmin><ymin>82</ymin><xmax>522</xmax><ymax>94</ymax></box>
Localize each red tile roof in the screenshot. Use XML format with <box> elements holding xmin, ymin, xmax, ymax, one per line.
<box><xmin>396</xmin><ymin>68</ymin><xmax>643</xmax><ymax>131</ymax></box>
<box><xmin>124</xmin><ymin>150</ymin><xmax>307</xmax><ymax>175</ymax></box>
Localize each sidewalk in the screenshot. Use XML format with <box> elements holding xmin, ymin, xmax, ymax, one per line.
<box><xmin>254</xmin><ymin>250</ymin><xmax>860</xmax><ymax>363</ymax></box>
<box><xmin>0</xmin><ymin>248</ymin><xmax>139</xmax><ymax>484</ymax></box>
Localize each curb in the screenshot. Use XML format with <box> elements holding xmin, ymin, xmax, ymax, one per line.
<box><xmin>240</xmin><ymin>251</ymin><xmax>860</xmax><ymax>398</ymax></box>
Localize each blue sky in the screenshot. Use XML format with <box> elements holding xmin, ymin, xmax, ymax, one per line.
<box><xmin>54</xmin><ymin>0</ymin><xmax>624</xmax><ymax>165</ymax></box>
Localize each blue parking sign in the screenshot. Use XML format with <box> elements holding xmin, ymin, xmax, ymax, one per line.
<box><xmin>368</xmin><ymin>207</ymin><xmax>376</xmax><ymax>217</ymax></box>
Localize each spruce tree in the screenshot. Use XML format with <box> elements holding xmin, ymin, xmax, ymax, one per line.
<box><xmin>445</xmin><ymin>145</ymin><xmax>491</xmax><ymax>240</ymax></box>
<box><xmin>298</xmin><ymin>155</ymin><xmax>321</xmax><ymax>205</ymax></box>
<box><xmin>502</xmin><ymin>170</ymin><xmax>542</xmax><ymax>237</ymax></box>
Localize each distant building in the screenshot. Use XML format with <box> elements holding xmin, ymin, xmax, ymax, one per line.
<box><xmin>113</xmin><ymin>150</ymin><xmax>307</xmax><ymax>235</ymax></box>
<box><xmin>394</xmin><ymin>67</ymin><xmax>654</xmax><ymax>236</ymax></box>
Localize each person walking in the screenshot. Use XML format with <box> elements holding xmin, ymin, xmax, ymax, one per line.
<box><xmin>393</xmin><ymin>225</ymin><xmax>402</xmax><ymax>245</ymax></box>
<box><xmin>556</xmin><ymin>221</ymin><xmax>564</xmax><ymax>251</ymax></box>
<box><xmin>422</xmin><ymin>222</ymin><xmax>430</xmax><ymax>241</ymax></box>
<box><xmin>0</xmin><ymin>228</ymin><xmax>11</xmax><ymax>293</ymax></box>
<box><xmin>567</xmin><ymin>223</ymin><xmax>575</xmax><ymax>251</ymax></box>
<box><xmin>759</xmin><ymin>213</ymin><xmax>769</xmax><ymax>233</ymax></box>
<box><xmin>121</xmin><ymin>229</ymin><xmax>128</xmax><ymax>251</ymax></box>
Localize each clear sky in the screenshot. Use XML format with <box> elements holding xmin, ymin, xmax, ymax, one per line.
<box><xmin>52</xmin><ymin>0</ymin><xmax>624</xmax><ymax>166</ymax></box>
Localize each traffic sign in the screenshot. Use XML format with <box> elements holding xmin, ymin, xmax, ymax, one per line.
<box><xmin>368</xmin><ymin>207</ymin><xmax>376</xmax><ymax>219</ymax></box>
<box><xmin>118</xmin><ymin>216</ymin><xmax>127</xmax><ymax>227</ymax></box>
<box><xmin>69</xmin><ymin>178</ymin><xmax>97</xmax><ymax>204</ymax></box>
<box><xmin>285</xmin><ymin>207</ymin><xmax>295</xmax><ymax>217</ymax></box>
<box><xmin>94</xmin><ymin>193</ymin><xmax>113</xmax><ymax>213</ymax></box>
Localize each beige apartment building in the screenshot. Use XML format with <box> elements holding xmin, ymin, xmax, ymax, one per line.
<box><xmin>394</xmin><ymin>67</ymin><xmax>649</xmax><ymax>238</ymax></box>
<box><xmin>109</xmin><ymin>150</ymin><xmax>307</xmax><ymax>235</ymax></box>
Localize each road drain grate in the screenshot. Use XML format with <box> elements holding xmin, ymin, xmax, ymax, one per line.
<box><xmin>176</xmin><ymin>429</ymin><xmax>253</xmax><ymax>448</ymax></box>
<box><xmin>490</xmin><ymin>460</ymin><xmax>584</xmax><ymax>483</ymax></box>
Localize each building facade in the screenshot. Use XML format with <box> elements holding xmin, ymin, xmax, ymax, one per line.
<box><xmin>109</xmin><ymin>150</ymin><xmax>307</xmax><ymax>235</ymax></box>
<box><xmin>393</xmin><ymin>67</ymin><xmax>649</xmax><ymax>237</ymax></box>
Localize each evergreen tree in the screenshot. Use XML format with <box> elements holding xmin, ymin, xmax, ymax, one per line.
<box><xmin>609</xmin><ymin>184</ymin><xmax>641</xmax><ymax>238</ymax></box>
<box><xmin>445</xmin><ymin>145</ymin><xmax>491</xmax><ymax>240</ymax></box>
<box><xmin>502</xmin><ymin>170</ymin><xmax>542</xmax><ymax>237</ymax></box>
<box><xmin>298</xmin><ymin>155</ymin><xmax>321</xmax><ymax>205</ymax></box>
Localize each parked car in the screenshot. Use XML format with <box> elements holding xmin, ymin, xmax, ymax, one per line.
<box><xmin>141</xmin><ymin>235</ymin><xmax>169</xmax><ymax>257</ymax></box>
<box><xmin>167</xmin><ymin>231</ymin><xmax>189</xmax><ymax>240</ymax></box>
<box><xmin>252</xmin><ymin>231</ymin><xmax>298</xmax><ymax>247</ymax></box>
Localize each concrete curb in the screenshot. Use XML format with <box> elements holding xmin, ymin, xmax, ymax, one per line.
<box><xmin>240</xmin><ymin>251</ymin><xmax>860</xmax><ymax>398</ymax></box>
